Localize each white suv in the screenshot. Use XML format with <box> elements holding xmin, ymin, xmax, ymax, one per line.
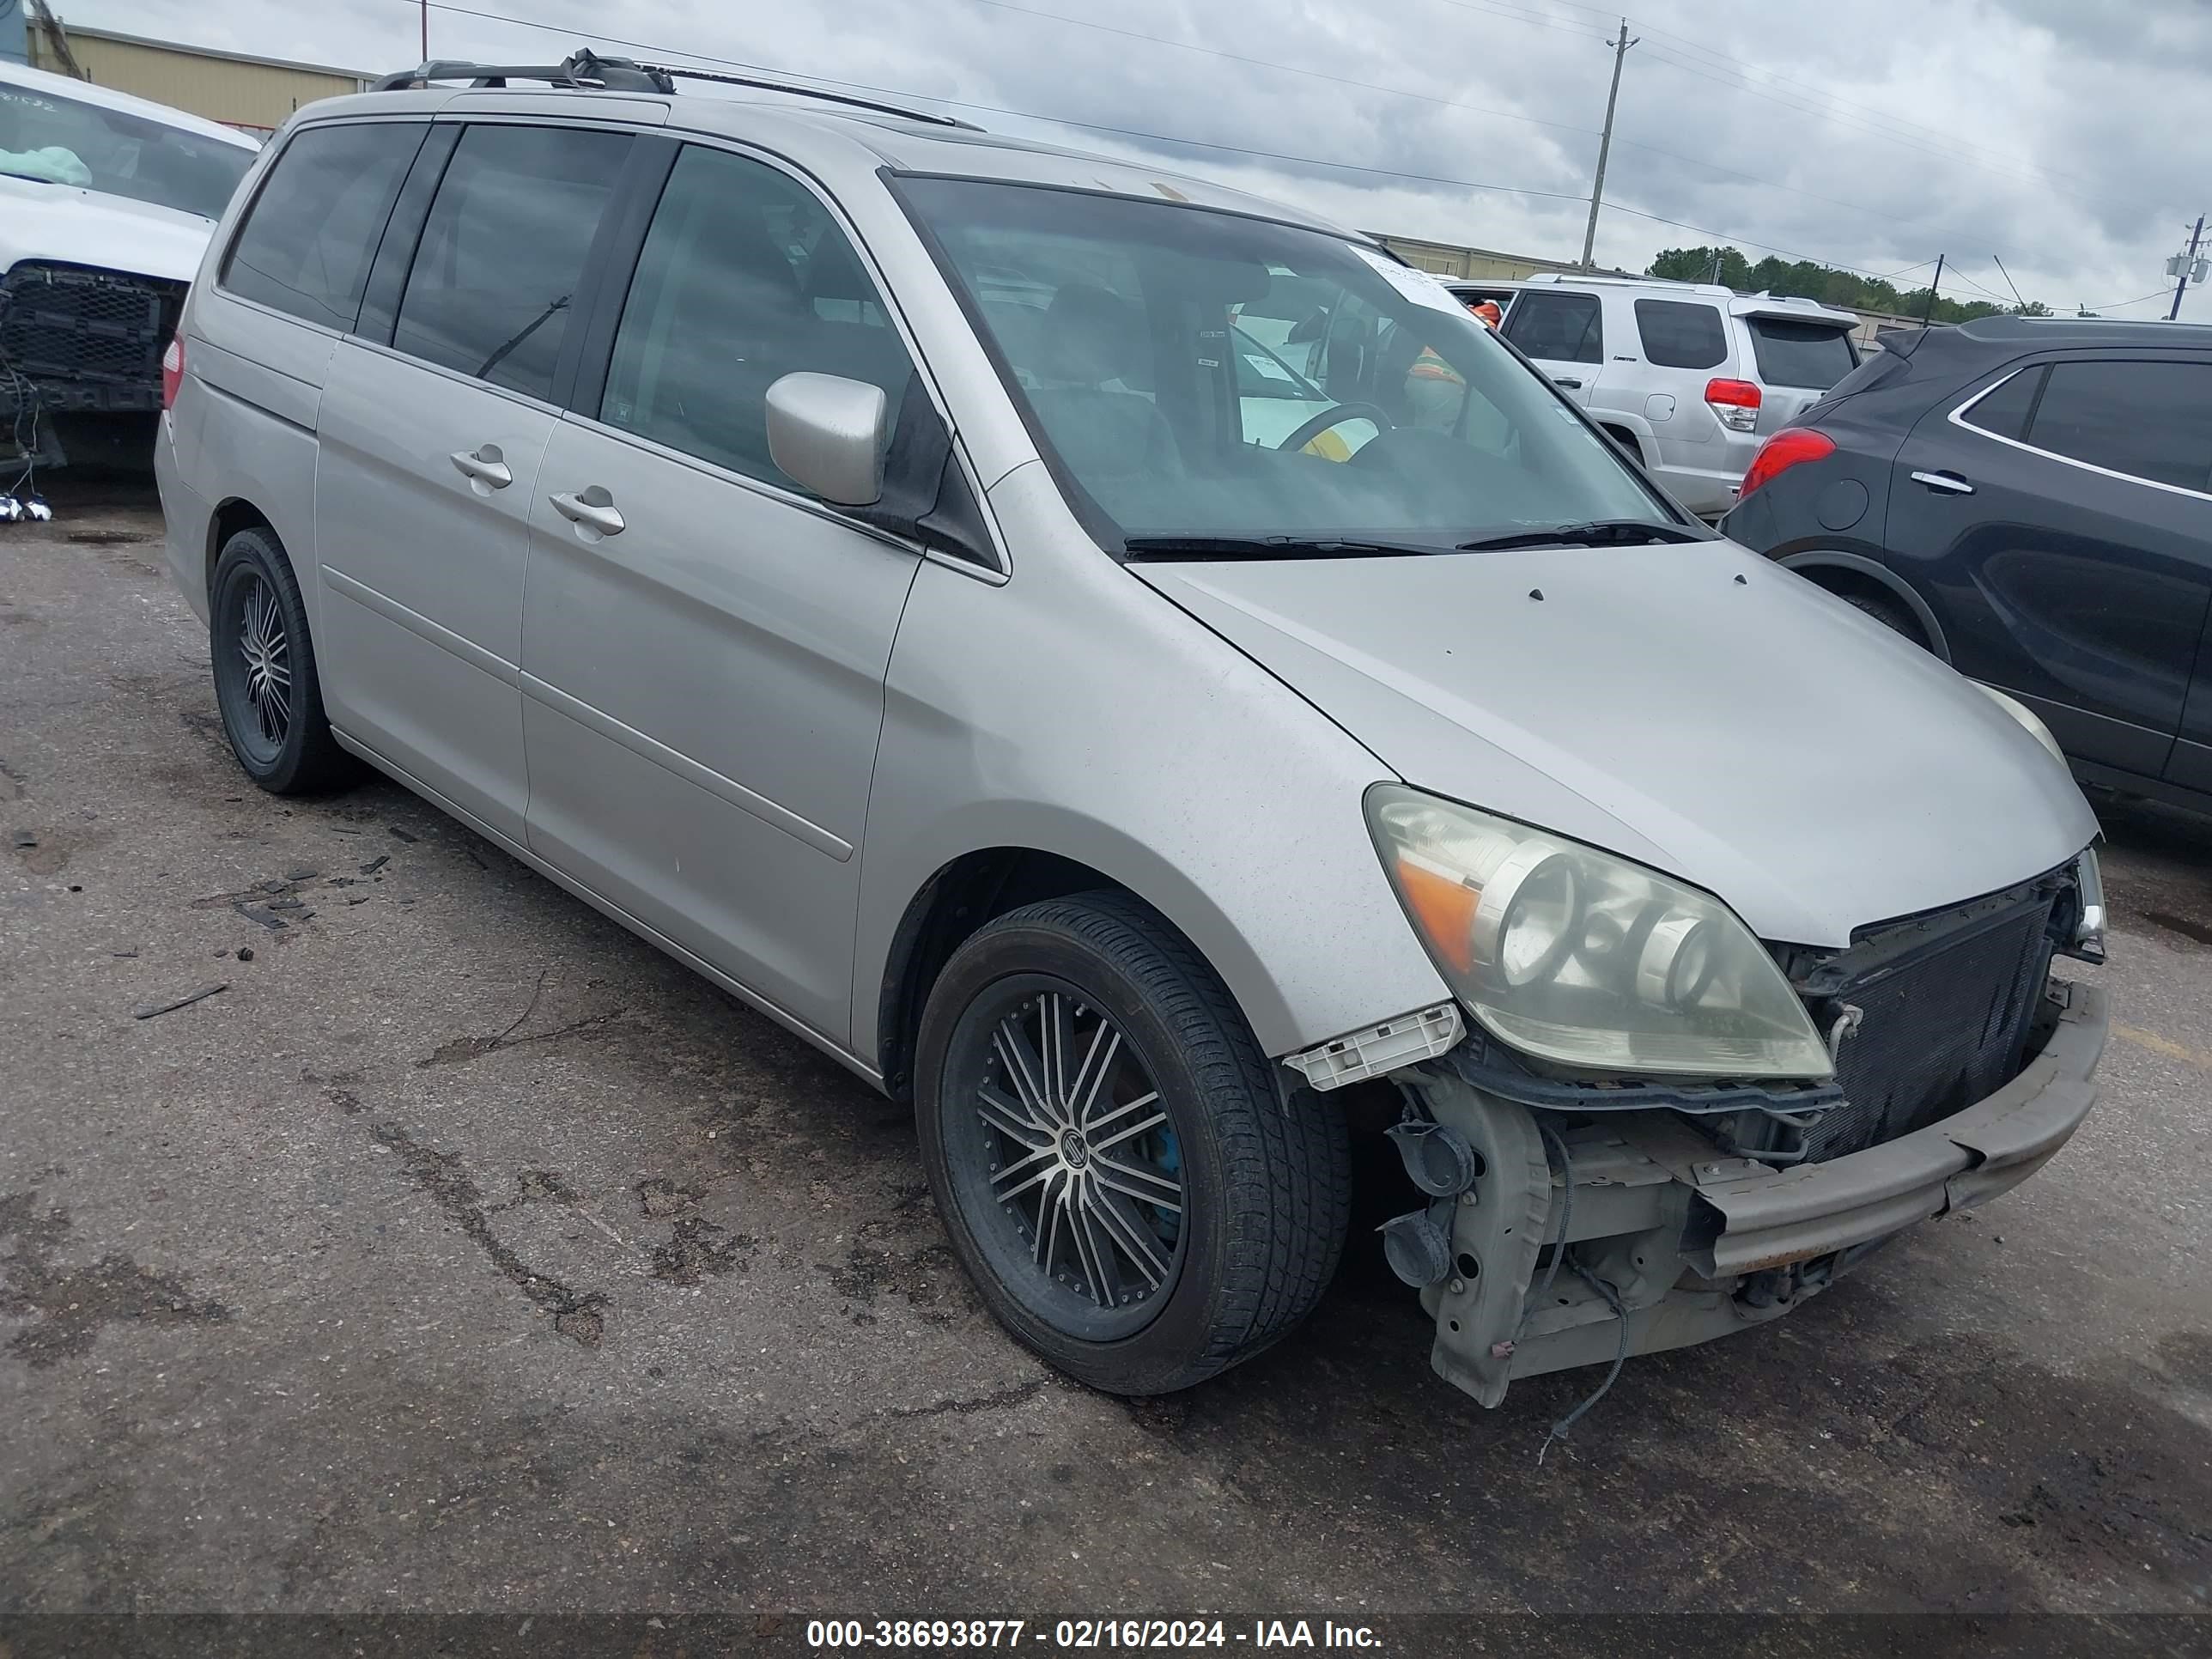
<box><xmin>1499</xmin><ymin>273</ymin><xmax>1861</xmax><ymax>516</ymax></box>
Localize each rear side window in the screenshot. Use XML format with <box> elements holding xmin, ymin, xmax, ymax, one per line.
<box><xmin>1747</xmin><ymin>318</ymin><xmax>1857</xmax><ymax>389</ymax></box>
<box><xmin>1632</xmin><ymin>299</ymin><xmax>1726</xmax><ymax>369</ymax></box>
<box><xmin>1502</xmin><ymin>290</ymin><xmax>1602</xmax><ymax>363</ymax></box>
<box><xmin>222</xmin><ymin>122</ymin><xmax>423</xmax><ymax>331</ymax></box>
<box><xmin>2027</xmin><ymin>359</ymin><xmax>2212</xmax><ymax>492</ymax></box>
<box><xmin>392</xmin><ymin>124</ymin><xmax>630</xmax><ymax>402</ymax></box>
<box><xmin>599</xmin><ymin>145</ymin><xmax>915</xmax><ymax>494</ymax></box>
<box><xmin>1960</xmin><ymin>365</ymin><xmax>2045</xmax><ymax>440</ymax></box>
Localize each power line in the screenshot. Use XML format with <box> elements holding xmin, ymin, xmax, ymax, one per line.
<box><xmin>409</xmin><ymin>1</ymin><xmax>1596</xmax><ymax>201</ymax></box>
<box><xmin>956</xmin><ymin>0</ymin><xmax>1596</xmax><ymax>137</ymax></box>
<box><xmin>1594</xmin><ymin>202</ymin><xmax>1937</xmax><ymax>285</ymax></box>
<box><xmin>1521</xmin><ymin>0</ymin><xmax>2162</xmax><ymax>207</ymax></box>
<box><xmin>916</xmin><ymin>0</ymin><xmax>2059</xmax><ymax>278</ymax></box>
<box><xmin>1629</xmin><ymin>41</ymin><xmax>2166</xmax><ymax>217</ymax></box>
<box><xmin>405</xmin><ymin>0</ymin><xmax>1991</xmax><ymax>295</ymax></box>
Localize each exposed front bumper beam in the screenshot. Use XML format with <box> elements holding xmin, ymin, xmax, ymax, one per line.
<box><xmin>1405</xmin><ymin>981</ymin><xmax>2108</xmax><ymax>1407</ymax></box>
<box><xmin>1687</xmin><ymin>980</ymin><xmax>2106</xmax><ymax>1276</ymax></box>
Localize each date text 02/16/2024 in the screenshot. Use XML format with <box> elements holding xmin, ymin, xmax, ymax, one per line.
<box><xmin>804</xmin><ymin>1620</ymin><xmax>1383</xmax><ymax>1649</ymax></box>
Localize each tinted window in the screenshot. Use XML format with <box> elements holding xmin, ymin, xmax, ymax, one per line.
<box><xmin>222</xmin><ymin>122</ymin><xmax>422</xmax><ymax>331</ymax></box>
<box><xmin>1960</xmin><ymin>365</ymin><xmax>2045</xmax><ymax>440</ymax></box>
<box><xmin>599</xmin><ymin>146</ymin><xmax>916</xmax><ymax>493</ymax></box>
<box><xmin>2028</xmin><ymin>360</ymin><xmax>2212</xmax><ymax>492</ymax></box>
<box><xmin>1633</xmin><ymin>299</ymin><xmax>1726</xmax><ymax>369</ymax></box>
<box><xmin>1747</xmin><ymin>318</ymin><xmax>1857</xmax><ymax>389</ymax></box>
<box><xmin>392</xmin><ymin>124</ymin><xmax>629</xmax><ymax>402</ymax></box>
<box><xmin>1502</xmin><ymin>290</ymin><xmax>1602</xmax><ymax>364</ymax></box>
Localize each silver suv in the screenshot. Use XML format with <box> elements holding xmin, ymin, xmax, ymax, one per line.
<box><xmin>1500</xmin><ymin>272</ymin><xmax>1863</xmax><ymax>516</ymax></box>
<box><xmin>156</xmin><ymin>51</ymin><xmax>2107</xmax><ymax>1412</ymax></box>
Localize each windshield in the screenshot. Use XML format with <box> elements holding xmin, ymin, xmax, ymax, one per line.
<box><xmin>897</xmin><ymin>177</ymin><xmax>1667</xmax><ymax>551</ymax></box>
<box><xmin>0</xmin><ymin>80</ymin><xmax>253</xmax><ymax>220</ymax></box>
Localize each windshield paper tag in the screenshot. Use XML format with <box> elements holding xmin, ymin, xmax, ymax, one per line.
<box><xmin>1351</xmin><ymin>246</ymin><xmax>1466</xmax><ymax>316</ymax></box>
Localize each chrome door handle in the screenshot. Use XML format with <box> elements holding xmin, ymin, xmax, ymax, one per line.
<box><xmin>550</xmin><ymin>487</ymin><xmax>624</xmax><ymax>537</ymax></box>
<box><xmin>1911</xmin><ymin>469</ymin><xmax>1974</xmax><ymax>495</ymax></box>
<box><xmin>449</xmin><ymin>444</ymin><xmax>512</xmax><ymax>488</ymax></box>
<box><xmin>1552</xmin><ymin>376</ymin><xmax>1583</xmax><ymax>389</ymax></box>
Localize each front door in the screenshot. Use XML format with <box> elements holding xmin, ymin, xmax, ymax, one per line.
<box><xmin>520</xmin><ymin>143</ymin><xmax>927</xmax><ymax>1044</ymax></box>
<box><xmin>1888</xmin><ymin>355</ymin><xmax>2212</xmax><ymax>777</ymax></box>
<box><xmin>313</xmin><ymin>120</ymin><xmax>632</xmax><ymax>840</ymax></box>
<box><xmin>1499</xmin><ymin>286</ymin><xmax>1606</xmax><ymax>406</ymax></box>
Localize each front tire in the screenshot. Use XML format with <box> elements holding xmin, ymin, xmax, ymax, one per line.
<box><xmin>915</xmin><ymin>892</ymin><xmax>1350</xmax><ymax>1395</ymax></box>
<box><xmin>208</xmin><ymin>526</ymin><xmax>353</xmax><ymax>795</ymax></box>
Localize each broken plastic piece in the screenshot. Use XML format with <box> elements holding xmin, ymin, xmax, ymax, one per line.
<box><xmin>1283</xmin><ymin>1002</ymin><xmax>1462</xmax><ymax>1091</ymax></box>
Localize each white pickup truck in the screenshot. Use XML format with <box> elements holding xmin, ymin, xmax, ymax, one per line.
<box><xmin>0</xmin><ymin>58</ymin><xmax>256</xmax><ymax>470</ymax></box>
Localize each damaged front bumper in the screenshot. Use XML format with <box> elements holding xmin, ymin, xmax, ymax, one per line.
<box><xmin>1399</xmin><ymin>979</ymin><xmax>2108</xmax><ymax>1407</ymax></box>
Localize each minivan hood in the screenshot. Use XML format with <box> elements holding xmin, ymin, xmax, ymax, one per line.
<box><xmin>1133</xmin><ymin>541</ymin><xmax>2099</xmax><ymax>947</ymax></box>
<box><xmin>0</xmin><ymin>176</ymin><xmax>218</xmax><ymax>284</ymax></box>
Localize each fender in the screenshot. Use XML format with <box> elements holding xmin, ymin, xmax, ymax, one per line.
<box><xmin>1778</xmin><ymin>550</ymin><xmax>1952</xmax><ymax>660</ymax></box>
<box><xmin>852</xmin><ymin>461</ymin><xmax>1455</xmax><ymax>1068</ymax></box>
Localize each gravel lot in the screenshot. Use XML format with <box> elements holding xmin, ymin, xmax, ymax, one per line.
<box><xmin>2</xmin><ymin>493</ymin><xmax>2208</xmax><ymax>1622</ymax></box>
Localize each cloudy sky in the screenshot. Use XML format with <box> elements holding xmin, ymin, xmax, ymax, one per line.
<box><xmin>70</xmin><ymin>0</ymin><xmax>2212</xmax><ymax>316</ymax></box>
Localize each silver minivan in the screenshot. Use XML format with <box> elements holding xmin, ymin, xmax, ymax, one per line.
<box><xmin>155</xmin><ymin>52</ymin><xmax>2108</xmax><ymax>1411</ymax></box>
<box><xmin>1499</xmin><ymin>272</ymin><xmax>1863</xmax><ymax>517</ymax></box>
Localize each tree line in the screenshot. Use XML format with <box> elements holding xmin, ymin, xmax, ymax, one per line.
<box><xmin>1644</xmin><ymin>246</ymin><xmax>2052</xmax><ymax>322</ymax></box>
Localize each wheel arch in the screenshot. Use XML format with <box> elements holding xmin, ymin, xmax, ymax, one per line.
<box><xmin>207</xmin><ymin>496</ymin><xmax>280</xmax><ymax>602</ymax></box>
<box><xmin>1779</xmin><ymin>550</ymin><xmax>1951</xmax><ymax>660</ymax></box>
<box><xmin>1595</xmin><ymin>419</ymin><xmax>1648</xmax><ymax>464</ymax></box>
<box><xmin>875</xmin><ymin>845</ymin><xmax>1202</xmax><ymax>1102</ymax></box>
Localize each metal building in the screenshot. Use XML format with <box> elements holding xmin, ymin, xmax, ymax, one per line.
<box><xmin>25</xmin><ymin>21</ymin><xmax>369</xmax><ymax>137</ymax></box>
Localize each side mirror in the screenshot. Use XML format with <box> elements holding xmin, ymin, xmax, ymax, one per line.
<box><xmin>766</xmin><ymin>372</ymin><xmax>886</xmax><ymax>506</ymax></box>
<box><xmin>1285</xmin><ymin>307</ymin><xmax>1328</xmax><ymax>344</ymax></box>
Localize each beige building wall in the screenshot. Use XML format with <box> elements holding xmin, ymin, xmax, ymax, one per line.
<box><xmin>28</xmin><ymin>25</ymin><xmax>368</xmax><ymax>135</ymax></box>
<box><xmin>1371</xmin><ymin>235</ymin><xmax>1574</xmax><ymax>281</ymax></box>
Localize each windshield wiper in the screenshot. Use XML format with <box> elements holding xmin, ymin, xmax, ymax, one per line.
<box><xmin>1121</xmin><ymin>534</ymin><xmax>1443</xmax><ymax>562</ymax></box>
<box><xmin>1455</xmin><ymin>519</ymin><xmax>1704</xmax><ymax>552</ymax></box>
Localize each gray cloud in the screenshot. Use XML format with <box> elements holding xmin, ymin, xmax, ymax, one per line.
<box><xmin>70</xmin><ymin>0</ymin><xmax>2212</xmax><ymax>313</ymax></box>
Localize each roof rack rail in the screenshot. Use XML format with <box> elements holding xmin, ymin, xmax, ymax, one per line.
<box><xmin>373</xmin><ymin>47</ymin><xmax>982</xmax><ymax>131</ymax></box>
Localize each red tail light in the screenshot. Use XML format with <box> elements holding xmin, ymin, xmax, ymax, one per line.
<box><xmin>1704</xmin><ymin>376</ymin><xmax>1762</xmax><ymax>433</ymax></box>
<box><xmin>161</xmin><ymin>333</ymin><xmax>185</xmax><ymax>412</ymax></box>
<box><xmin>1739</xmin><ymin>427</ymin><xmax>1836</xmax><ymax>498</ymax></box>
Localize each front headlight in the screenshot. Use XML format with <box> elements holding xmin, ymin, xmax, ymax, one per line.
<box><xmin>1366</xmin><ymin>785</ymin><xmax>1832</xmax><ymax>1079</ymax></box>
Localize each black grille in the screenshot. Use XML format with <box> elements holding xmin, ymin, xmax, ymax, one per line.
<box><xmin>0</xmin><ymin>262</ymin><xmax>185</xmax><ymax>410</ymax></box>
<box><xmin>1802</xmin><ymin>890</ymin><xmax>2058</xmax><ymax>1162</ymax></box>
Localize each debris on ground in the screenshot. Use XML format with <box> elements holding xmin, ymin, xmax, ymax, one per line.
<box><xmin>134</xmin><ymin>983</ymin><xmax>228</xmax><ymax>1020</ymax></box>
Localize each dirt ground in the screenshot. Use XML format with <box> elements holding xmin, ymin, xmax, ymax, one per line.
<box><xmin>2</xmin><ymin>492</ymin><xmax>2208</xmax><ymax>1628</ymax></box>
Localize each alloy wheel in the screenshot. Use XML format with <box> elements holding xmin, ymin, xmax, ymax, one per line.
<box><xmin>951</xmin><ymin>982</ymin><xmax>1187</xmax><ymax>1339</ymax></box>
<box><xmin>232</xmin><ymin>573</ymin><xmax>291</xmax><ymax>757</ymax></box>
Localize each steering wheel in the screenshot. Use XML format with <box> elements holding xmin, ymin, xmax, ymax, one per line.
<box><xmin>1275</xmin><ymin>401</ymin><xmax>1393</xmax><ymax>455</ymax></box>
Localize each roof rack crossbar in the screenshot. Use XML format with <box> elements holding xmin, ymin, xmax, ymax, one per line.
<box><xmin>373</xmin><ymin>46</ymin><xmax>981</xmax><ymax>130</ymax></box>
<box><xmin>635</xmin><ymin>62</ymin><xmax>981</xmax><ymax>130</ymax></box>
<box><xmin>373</xmin><ymin>50</ymin><xmax>674</xmax><ymax>94</ymax></box>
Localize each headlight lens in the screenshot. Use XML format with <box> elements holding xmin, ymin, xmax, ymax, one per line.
<box><xmin>1367</xmin><ymin>785</ymin><xmax>1833</xmax><ymax>1079</ymax></box>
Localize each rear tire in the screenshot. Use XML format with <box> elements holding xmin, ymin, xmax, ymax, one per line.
<box><xmin>1841</xmin><ymin>588</ymin><xmax>1923</xmax><ymax>647</ymax></box>
<box><xmin>915</xmin><ymin>891</ymin><xmax>1350</xmax><ymax>1395</ymax></box>
<box><xmin>208</xmin><ymin>526</ymin><xmax>355</xmax><ymax>795</ymax></box>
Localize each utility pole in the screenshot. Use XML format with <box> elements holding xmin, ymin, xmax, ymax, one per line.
<box><xmin>2168</xmin><ymin>216</ymin><xmax>2204</xmax><ymax>321</ymax></box>
<box><xmin>27</xmin><ymin>0</ymin><xmax>82</xmax><ymax>79</ymax></box>
<box><xmin>421</xmin><ymin>0</ymin><xmax>429</xmax><ymax>63</ymax></box>
<box><xmin>1919</xmin><ymin>253</ymin><xmax>1946</xmax><ymax>325</ymax></box>
<box><xmin>1579</xmin><ymin>19</ymin><xmax>1637</xmax><ymax>270</ymax></box>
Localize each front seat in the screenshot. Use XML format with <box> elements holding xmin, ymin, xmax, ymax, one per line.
<box><xmin>1023</xmin><ymin>283</ymin><xmax>1179</xmax><ymax>492</ymax></box>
